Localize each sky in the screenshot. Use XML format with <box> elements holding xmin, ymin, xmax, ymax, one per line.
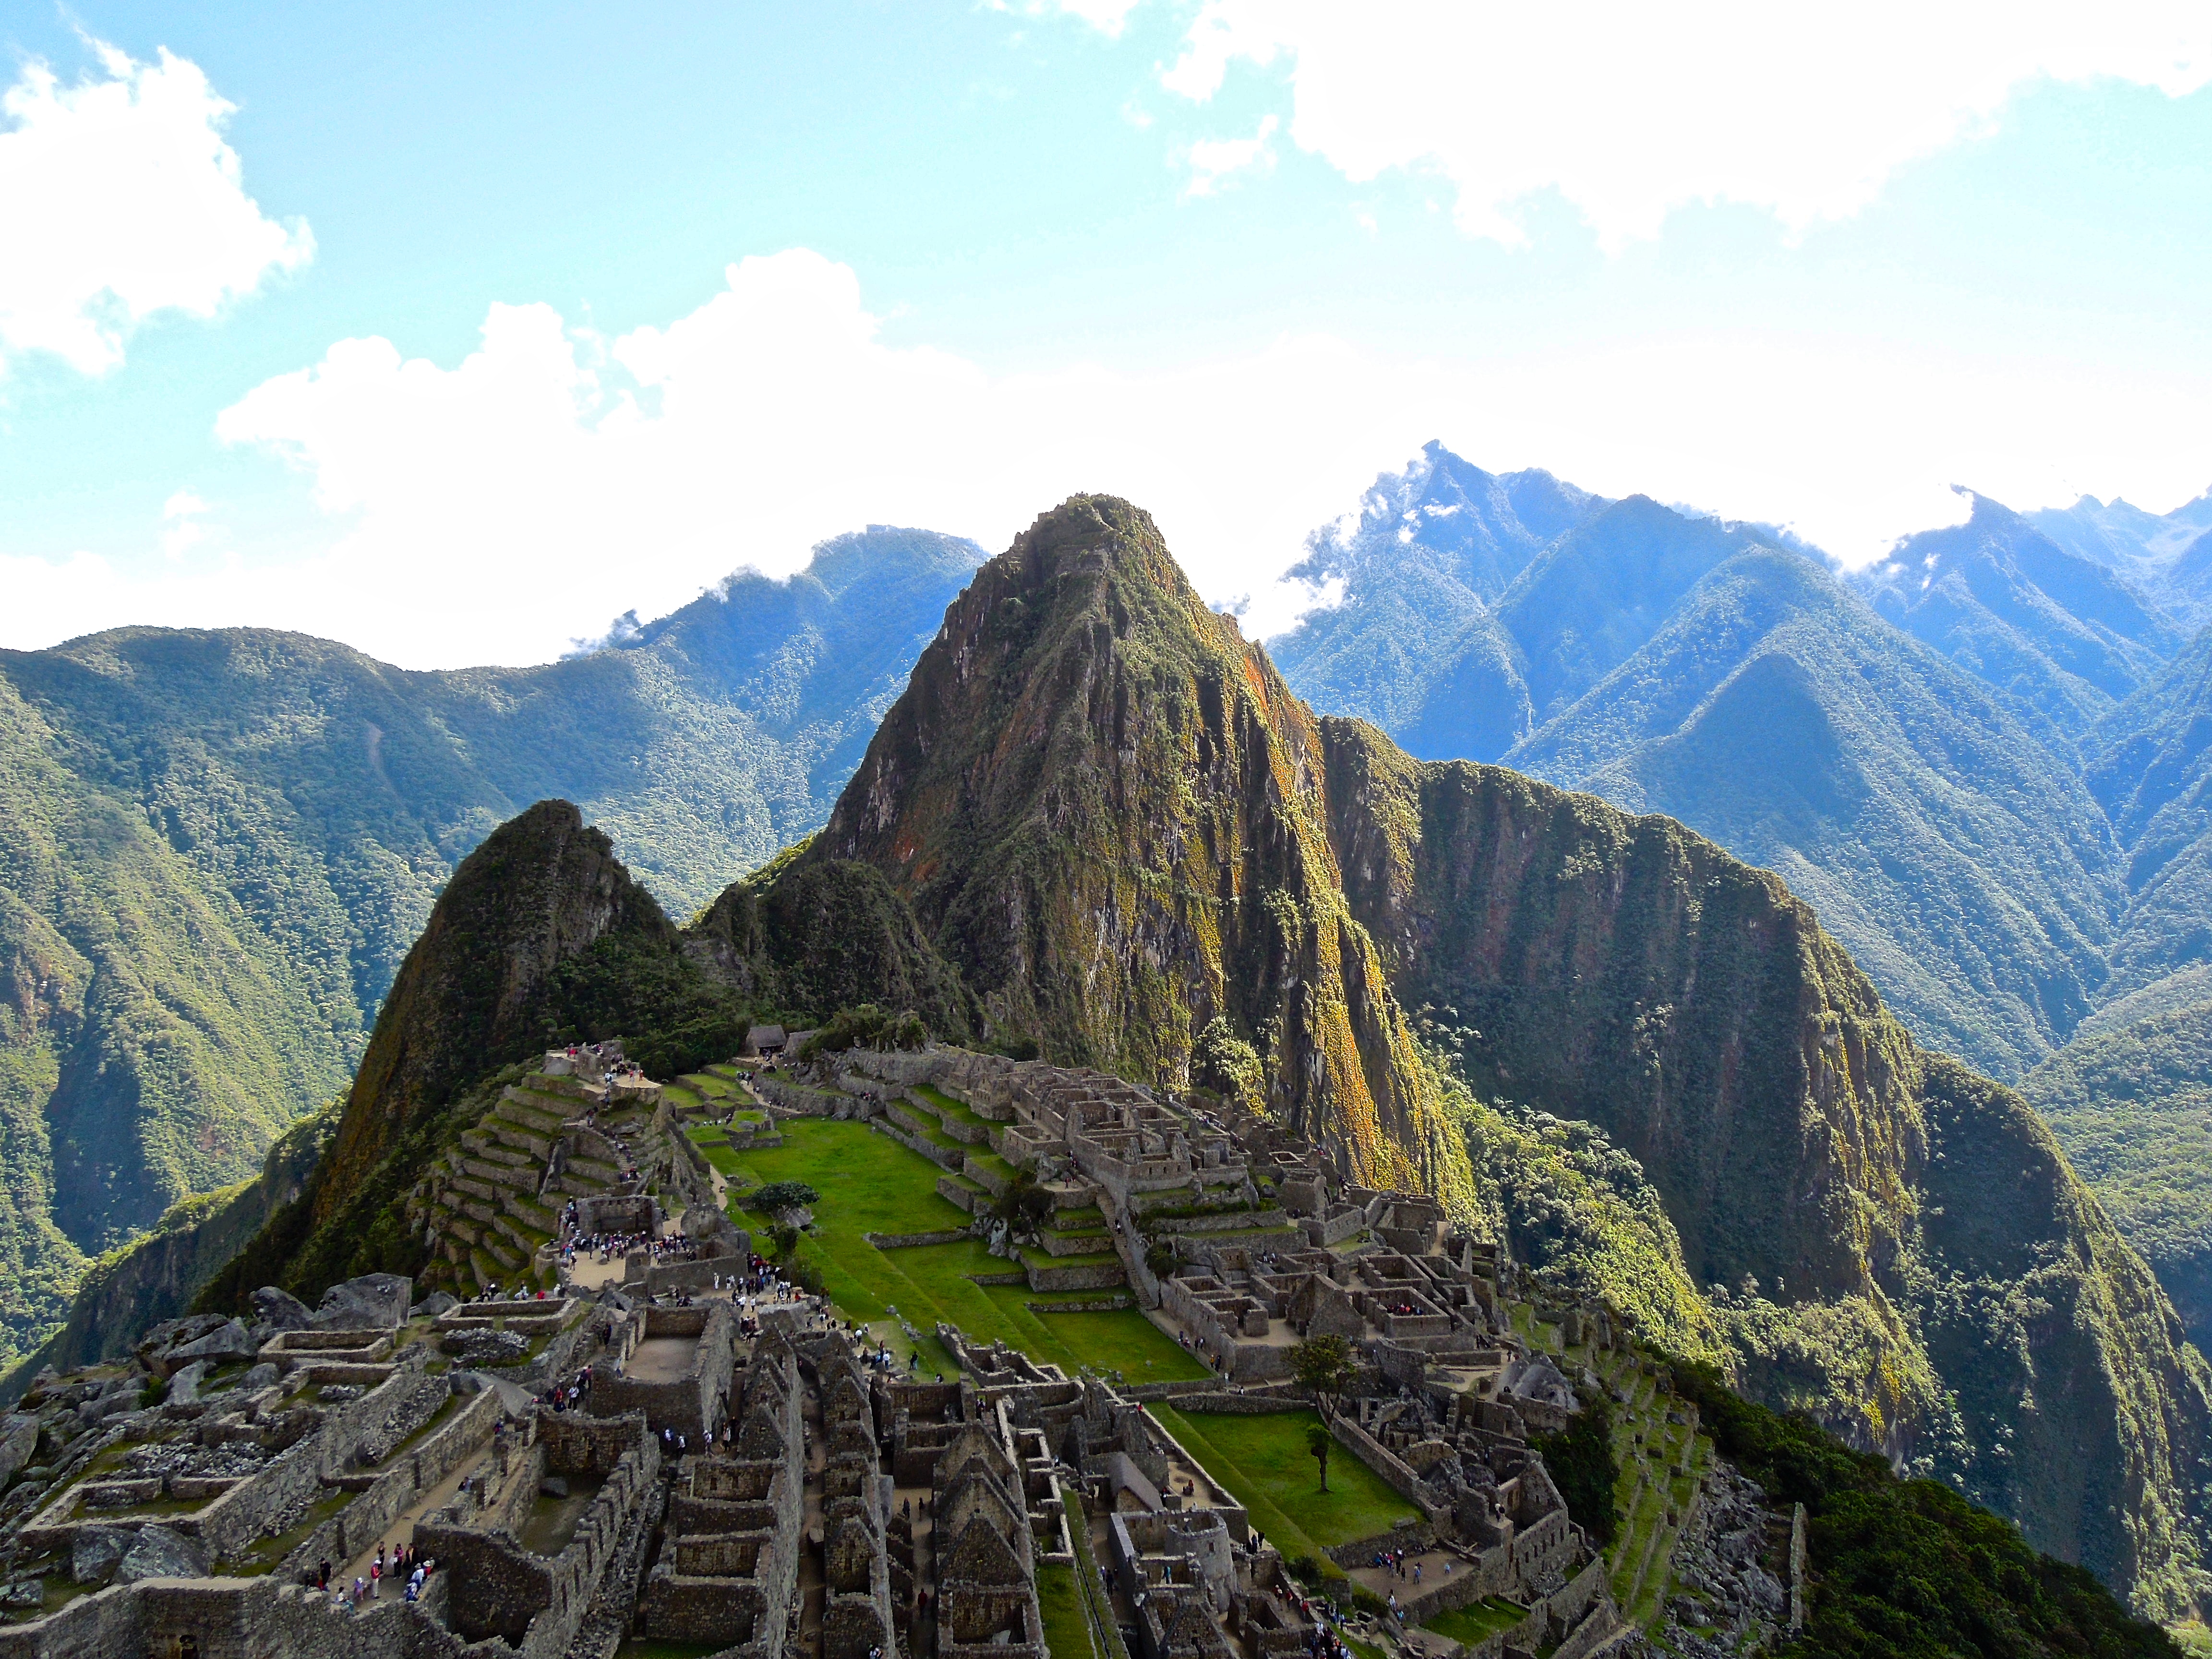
<box><xmin>1</xmin><ymin>1</ymin><xmax>2210</xmax><ymax>667</ymax></box>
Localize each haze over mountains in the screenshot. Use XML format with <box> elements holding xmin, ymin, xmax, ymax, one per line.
<box><xmin>7</xmin><ymin>443</ymin><xmax>2212</xmax><ymax>1460</ymax></box>
<box><xmin>1267</xmin><ymin>441</ymin><xmax>2212</xmax><ymax>1354</ymax></box>
<box><xmin>0</xmin><ymin>527</ymin><xmax>979</xmax><ymax>1365</ymax></box>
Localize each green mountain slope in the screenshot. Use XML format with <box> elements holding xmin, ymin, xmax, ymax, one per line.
<box><xmin>2090</xmin><ymin>625</ymin><xmax>2212</xmax><ymax>998</ymax></box>
<box><xmin>2023</xmin><ymin>997</ymin><xmax>2212</xmax><ymax>1351</ymax></box>
<box><xmin>0</xmin><ymin>526</ymin><xmax>978</xmax><ymax>1363</ymax></box>
<box><xmin>1508</xmin><ymin>546</ymin><xmax>2122</xmax><ymax>1075</ymax></box>
<box><xmin>1270</xmin><ymin>455</ymin><xmax>2130</xmax><ymax>1083</ymax></box>
<box><xmin>1854</xmin><ymin>492</ymin><xmax>2183</xmax><ymax>746</ymax></box>
<box><xmin>0</xmin><ymin>673</ymin><xmax>356</xmax><ymax>1366</ymax></box>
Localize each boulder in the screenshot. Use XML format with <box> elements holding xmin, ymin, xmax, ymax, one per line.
<box><xmin>411</xmin><ymin>1291</ymin><xmax>458</xmax><ymax>1320</ymax></box>
<box><xmin>540</xmin><ymin>1476</ymin><xmax>569</xmax><ymax>1499</ymax></box>
<box><xmin>313</xmin><ymin>1274</ymin><xmax>412</xmax><ymax>1331</ymax></box>
<box><xmin>116</xmin><ymin>1524</ymin><xmax>207</xmax><ymax>1583</ymax></box>
<box><xmin>251</xmin><ymin>1286</ymin><xmax>314</xmax><ymax>1332</ymax></box>
<box><xmin>166</xmin><ymin>1361</ymin><xmax>211</xmax><ymax>1406</ymax></box>
<box><xmin>72</xmin><ymin>1526</ymin><xmax>132</xmax><ymax>1584</ymax></box>
<box><xmin>134</xmin><ymin>1314</ymin><xmax>229</xmax><ymax>1380</ymax></box>
<box><xmin>0</xmin><ymin>1414</ymin><xmax>37</xmax><ymax>1485</ymax></box>
<box><xmin>168</xmin><ymin>1320</ymin><xmax>256</xmax><ymax>1369</ymax></box>
<box><xmin>244</xmin><ymin>1362</ymin><xmax>281</xmax><ymax>1393</ymax></box>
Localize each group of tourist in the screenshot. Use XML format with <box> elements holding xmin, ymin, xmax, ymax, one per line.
<box><xmin>314</xmin><ymin>1543</ymin><xmax>433</xmax><ymax>1609</ymax></box>
<box><xmin>540</xmin><ymin>1366</ymin><xmax>595</xmax><ymax>1413</ymax></box>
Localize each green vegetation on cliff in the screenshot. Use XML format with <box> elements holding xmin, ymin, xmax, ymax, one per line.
<box><xmin>2023</xmin><ymin>997</ymin><xmax>2212</xmax><ymax>1351</ymax></box>
<box><xmin>803</xmin><ymin>494</ymin><xmax>1470</xmax><ymax>1201</ymax></box>
<box><xmin>1669</xmin><ymin>1358</ymin><xmax>2180</xmax><ymax>1659</ymax></box>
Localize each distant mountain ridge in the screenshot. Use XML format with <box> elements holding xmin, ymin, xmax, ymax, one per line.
<box><xmin>1268</xmin><ymin>444</ymin><xmax>2212</xmax><ymax>1358</ymax></box>
<box><xmin>0</xmin><ymin>526</ymin><xmax>981</xmax><ymax>1366</ymax></box>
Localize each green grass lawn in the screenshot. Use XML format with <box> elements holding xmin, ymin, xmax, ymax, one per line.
<box><xmin>1037</xmin><ymin>1562</ymin><xmax>1101</xmax><ymax>1659</ymax></box>
<box><xmin>1421</xmin><ymin>1600</ymin><xmax>1527</xmax><ymax>1645</ymax></box>
<box><xmin>711</xmin><ymin>1119</ymin><xmax>1204</xmax><ymax>1384</ymax></box>
<box><xmin>914</xmin><ymin>1083</ymin><xmax>989</xmax><ymax>1127</ymax></box>
<box><xmin>1151</xmin><ymin>1406</ymin><xmax>1418</xmax><ymax>1568</ymax></box>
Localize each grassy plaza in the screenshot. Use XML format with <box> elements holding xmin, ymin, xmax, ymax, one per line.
<box><xmin>1149</xmin><ymin>1405</ymin><xmax>1419</xmax><ymax>1570</ymax></box>
<box><xmin>703</xmin><ymin>1116</ymin><xmax>1207</xmax><ymax>1383</ymax></box>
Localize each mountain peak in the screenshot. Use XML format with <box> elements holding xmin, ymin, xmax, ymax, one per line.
<box><xmin>804</xmin><ymin>497</ymin><xmax>1467</xmax><ymax>1194</ymax></box>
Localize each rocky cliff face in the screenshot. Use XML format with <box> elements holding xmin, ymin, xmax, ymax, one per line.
<box><xmin>1315</xmin><ymin>721</ymin><xmax>2212</xmax><ymax>1614</ymax></box>
<box><xmin>803</xmin><ymin>496</ymin><xmax>1470</xmax><ymax>1199</ymax></box>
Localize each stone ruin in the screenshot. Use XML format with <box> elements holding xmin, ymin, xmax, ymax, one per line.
<box><xmin>0</xmin><ymin>1040</ymin><xmax>1639</xmax><ymax>1659</ymax></box>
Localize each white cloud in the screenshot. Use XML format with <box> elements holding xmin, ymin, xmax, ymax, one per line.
<box><xmin>7</xmin><ymin>250</ymin><xmax>2207</xmax><ymax>664</ymax></box>
<box><xmin>1135</xmin><ymin>1</ymin><xmax>2212</xmax><ymax>248</ymax></box>
<box><xmin>1183</xmin><ymin>113</ymin><xmax>1278</xmax><ymax>197</ymax></box>
<box><xmin>989</xmin><ymin>0</ymin><xmax>1143</xmax><ymax>37</ymax></box>
<box><xmin>159</xmin><ymin>489</ymin><xmax>210</xmax><ymax>560</ymax></box>
<box><xmin>0</xmin><ymin>39</ymin><xmax>311</xmax><ymax>373</ymax></box>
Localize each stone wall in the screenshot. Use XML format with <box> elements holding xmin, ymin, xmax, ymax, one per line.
<box><xmin>282</xmin><ymin>1382</ymin><xmax>501</xmax><ymax>1580</ymax></box>
<box><xmin>417</xmin><ymin>1412</ymin><xmax>657</xmax><ymax>1659</ymax></box>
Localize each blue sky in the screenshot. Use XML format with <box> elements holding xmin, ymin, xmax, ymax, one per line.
<box><xmin>2</xmin><ymin>2</ymin><xmax>2209</xmax><ymax>665</ymax></box>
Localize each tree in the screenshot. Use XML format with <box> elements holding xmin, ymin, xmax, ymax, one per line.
<box><xmin>1193</xmin><ymin>1017</ymin><xmax>1265</xmax><ymax>1108</ymax></box>
<box><xmin>1290</xmin><ymin>1334</ymin><xmax>1358</xmax><ymax>1418</ymax></box>
<box><xmin>751</xmin><ymin>1180</ymin><xmax>820</xmax><ymax>1218</ymax></box>
<box><xmin>1534</xmin><ymin>1395</ymin><xmax>1619</xmax><ymax>1550</ymax></box>
<box><xmin>994</xmin><ymin>1171</ymin><xmax>1055</xmax><ymax>1240</ymax></box>
<box><xmin>767</xmin><ymin>1221</ymin><xmax>803</xmax><ymax>1263</ymax></box>
<box><xmin>1306</xmin><ymin>1422</ymin><xmax>1332</xmax><ymax>1493</ymax></box>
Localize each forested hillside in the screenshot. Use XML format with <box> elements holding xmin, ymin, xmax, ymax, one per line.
<box><xmin>0</xmin><ymin>526</ymin><xmax>978</xmax><ymax>1366</ymax></box>
<box><xmin>1269</xmin><ymin>445</ymin><xmax>2212</xmax><ymax>1362</ymax></box>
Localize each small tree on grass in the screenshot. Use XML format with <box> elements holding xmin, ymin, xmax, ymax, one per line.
<box><xmin>1290</xmin><ymin>1334</ymin><xmax>1358</xmax><ymax>1419</ymax></box>
<box><xmin>752</xmin><ymin>1180</ymin><xmax>820</xmax><ymax>1220</ymax></box>
<box><xmin>1306</xmin><ymin>1422</ymin><xmax>1332</xmax><ymax>1493</ymax></box>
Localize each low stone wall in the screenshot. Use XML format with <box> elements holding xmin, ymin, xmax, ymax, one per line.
<box><xmin>1328</xmin><ymin>1413</ymin><xmax>1442</xmax><ymax>1521</ymax></box>
<box><xmin>752</xmin><ymin>1076</ymin><xmax>844</xmax><ymax>1114</ymax></box>
<box><xmin>1022</xmin><ymin>1258</ymin><xmax>1126</xmax><ymax>1292</ymax></box>
<box><xmin>1171</xmin><ymin>1392</ymin><xmax>1305</xmax><ymax>1414</ymax></box>
<box><xmin>936</xmin><ymin>1175</ymin><xmax>981</xmax><ymax>1214</ymax></box>
<box><xmin>1321</xmin><ymin>1515</ymin><xmax>1433</xmax><ymax>1572</ymax></box>
<box><xmin>966</xmin><ymin>1271</ymin><xmax>1028</xmax><ymax>1287</ymax></box>
<box><xmin>866</xmin><ymin>1228</ymin><xmax>971</xmax><ymax>1249</ymax></box>
<box><xmin>873</xmin><ymin>1118</ymin><xmax>964</xmax><ymax>1172</ymax></box>
<box><xmin>1023</xmin><ymin>1297</ymin><xmax>1131</xmax><ymax>1313</ymax></box>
